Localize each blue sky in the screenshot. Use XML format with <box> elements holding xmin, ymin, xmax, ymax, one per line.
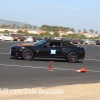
<box><xmin>0</xmin><ymin>0</ymin><xmax>100</xmax><ymax>33</ymax></box>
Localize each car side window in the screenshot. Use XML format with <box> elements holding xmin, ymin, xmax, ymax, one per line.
<box><xmin>42</xmin><ymin>42</ymin><xmax>51</xmax><ymax>47</ymax></box>
<box><xmin>43</xmin><ymin>42</ymin><xmax>61</xmax><ymax>47</ymax></box>
<box><xmin>50</xmin><ymin>42</ymin><xmax>61</xmax><ymax>47</ymax></box>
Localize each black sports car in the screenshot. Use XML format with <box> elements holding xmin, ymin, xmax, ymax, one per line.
<box><xmin>10</xmin><ymin>39</ymin><xmax>85</xmax><ymax>63</ymax></box>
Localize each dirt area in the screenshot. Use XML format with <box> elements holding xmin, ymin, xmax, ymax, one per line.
<box><xmin>0</xmin><ymin>83</ymin><xmax>100</xmax><ymax>100</ymax></box>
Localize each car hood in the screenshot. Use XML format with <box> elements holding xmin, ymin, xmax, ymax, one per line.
<box><xmin>17</xmin><ymin>43</ymin><xmax>34</xmax><ymax>46</ymax></box>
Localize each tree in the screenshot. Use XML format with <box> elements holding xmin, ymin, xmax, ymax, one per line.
<box><xmin>70</xmin><ymin>28</ymin><xmax>75</xmax><ymax>33</ymax></box>
<box><xmin>1</xmin><ymin>24</ymin><xmax>7</xmax><ymax>28</ymax></box>
<box><xmin>95</xmin><ymin>31</ymin><xmax>98</xmax><ymax>34</ymax></box>
<box><xmin>64</xmin><ymin>27</ymin><xmax>70</xmax><ymax>32</ymax></box>
<box><xmin>83</xmin><ymin>29</ymin><xmax>87</xmax><ymax>33</ymax></box>
<box><xmin>23</xmin><ymin>24</ymin><xmax>28</xmax><ymax>29</ymax></box>
<box><xmin>90</xmin><ymin>29</ymin><xmax>94</xmax><ymax>34</ymax></box>
<box><xmin>53</xmin><ymin>32</ymin><xmax>59</xmax><ymax>37</ymax></box>
<box><xmin>17</xmin><ymin>30</ymin><xmax>23</xmax><ymax>33</ymax></box>
<box><xmin>59</xmin><ymin>26</ymin><xmax>63</xmax><ymax>31</ymax></box>
<box><xmin>40</xmin><ymin>25</ymin><xmax>70</xmax><ymax>33</ymax></box>
<box><xmin>78</xmin><ymin>30</ymin><xmax>81</xmax><ymax>34</ymax></box>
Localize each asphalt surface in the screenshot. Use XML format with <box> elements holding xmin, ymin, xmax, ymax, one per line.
<box><xmin>0</xmin><ymin>41</ymin><xmax>100</xmax><ymax>89</ymax></box>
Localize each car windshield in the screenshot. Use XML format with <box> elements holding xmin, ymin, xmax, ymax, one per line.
<box><xmin>34</xmin><ymin>39</ymin><xmax>46</xmax><ymax>46</ymax></box>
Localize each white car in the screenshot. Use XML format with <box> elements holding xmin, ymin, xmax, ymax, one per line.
<box><xmin>25</xmin><ymin>36</ymin><xmax>33</xmax><ymax>42</ymax></box>
<box><xmin>0</xmin><ymin>35</ymin><xmax>3</xmax><ymax>40</ymax></box>
<box><xmin>0</xmin><ymin>34</ymin><xmax>14</xmax><ymax>41</ymax></box>
<box><xmin>84</xmin><ymin>39</ymin><xmax>95</xmax><ymax>45</ymax></box>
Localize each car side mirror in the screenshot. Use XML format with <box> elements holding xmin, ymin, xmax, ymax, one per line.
<box><xmin>43</xmin><ymin>44</ymin><xmax>48</xmax><ymax>48</ymax></box>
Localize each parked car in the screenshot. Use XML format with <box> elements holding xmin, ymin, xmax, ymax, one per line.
<box><xmin>25</xmin><ymin>36</ymin><xmax>33</xmax><ymax>42</ymax></box>
<box><xmin>70</xmin><ymin>39</ymin><xmax>79</xmax><ymax>44</ymax></box>
<box><xmin>11</xmin><ymin>34</ymin><xmax>26</xmax><ymax>41</ymax></box>
<box><xmin>0</xmin><ymin>34</ymin><xmax>3</xmax><ymax>40</ymax></box>
<box><xmin>10</xmin><ymin>39</ymin><xmax>85</xmax><ymax>63</ymax></box>
<box><xmin>96</xmin><ymin>40</ymin><xmax>100</xmax><ymax>45</ymax></box>
<box><xmin>0</xmin><ymin>34</ymin><xmax>14</xmax><ymax>41</ymax></box>
<box><xmin>18</xmin><ymin>35</ymin><xmax>26</xmax><ymax>41</ymax></box>
<box><xmin>78</xmin><ymin>39</ymin><xmax>84</xmax><ymax>44</ymax></box>
<box><xmin>83</xmin><ymin>39</ymin><xmax>96</xmax><ymax>45</ymax></box>
<box><xmin>11</xmin><ymin>34</ymin><xmax>19</xmax><ymax>41</ymax></box>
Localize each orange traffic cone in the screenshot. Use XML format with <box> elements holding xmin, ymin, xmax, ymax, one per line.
<box><xmin>48</xmin><ymin>61</ymin><xmax>53</xmax><ymax>71</ymax></box>
<box><xmin>76</xmin><ymin>67</ymin><xmax>87</xmax><ymax>73</ymax></box>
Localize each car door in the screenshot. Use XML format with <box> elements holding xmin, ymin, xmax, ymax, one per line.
<box><xmin>39</xmin><ymin>42</ymin><xmax>63</xmax><ymax>57</ymax></box>
<box><xmin>48</xmin><ymin>46</ymin><xmax>63</xmax><ymax>57</ymax></box>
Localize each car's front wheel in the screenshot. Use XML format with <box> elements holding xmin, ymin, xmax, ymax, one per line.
<box><xmin>67</xmin><ymin>52</ymin><xmax>78</xmax><ymax>63</ymax></box>
<box><xmin>21</xmin><ymin>49</ymin><xmax>33</xmax><ymax>60</ymax></box>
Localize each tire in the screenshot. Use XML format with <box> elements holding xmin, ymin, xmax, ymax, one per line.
<box><xmin>67</xmin><ymin>52</ymin><xmax>78</xmax><ymax>63</ymax></box>
<box><xmin>21</xmin><ymin>49</ymin><xmax>33</xmax><ymax>60</ymax></box>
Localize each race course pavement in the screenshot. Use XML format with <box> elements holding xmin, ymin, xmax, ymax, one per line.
<box><xmin>0</xmin><ymin>41</ymin><xmax>100</xmax><ymax>89</ymax></box>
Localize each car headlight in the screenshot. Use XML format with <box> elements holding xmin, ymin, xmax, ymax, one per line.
<box><xmin>20</xmin><ymin>47</ymin><xmax>25</xmax><ymax>49</ymax></box>
<box><xmin>19</xmin><ymin>47</ymin><xmax>26</xmax><ymax>52</ymax></box>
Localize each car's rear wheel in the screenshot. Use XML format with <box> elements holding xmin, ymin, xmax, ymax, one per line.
<box><xmin>67</xmin><ymin>52</ymin><xmax>78</xmax><ymax>63</ymax></box>
<box><xmin>21</xmin><ymin>49</ymin><xmax>33</xmax><ymax>60</ymax></box>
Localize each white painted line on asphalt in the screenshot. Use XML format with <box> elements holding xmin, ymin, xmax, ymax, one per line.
<box><xmin>0</xmin><ymin>53</ymin><xmax>9</xmax><ymax>54</ymax></box>
<box><xmin>0</xmin><ymin>64</ymin><xmax>48</xmax><ymax>69</ymax></box>
<box><xmin>0</xmin><ymin>64</ymin><xmax>76</xmax><ymax>71</ymax></box>
<box><xmin>85</xmin><ymin>59</ymin><xmax>100</xmax><ymax>62</ymax></box>
<box><xmin>85</xmin><ymin>59</ymin><xmax>95</xmax><ymax>60</ymax></box>
<box><xmin>0</xmin><ymin>48</ymin><xmax>8</xmax><ymax>49</ymax></box>
<box><xmin>0</xmin><ymin>63</ymin><xmax>74</xmax><ymax>70</ymax></box>
<box><xmin>0</xmin><ymin>63</ymin><xmax>100</xmax><ymax>73</ymax></box>
<box><xmin>53</xmin><ymin>68</ymin><xmax>75</xmax><ymax>71</ymax></box>
<box><xmin>87</xmin><ymin>70</ymin><xmax>100</xmax><ymax>73</ymax></box>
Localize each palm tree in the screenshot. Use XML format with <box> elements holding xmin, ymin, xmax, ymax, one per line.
<box><xmin>89</xmin><ymin>29</ymin><xmax>94</xmax><ymax>34</ymax></box>
<box><xmin>95</xmin><ymin>31</ymin><xmax>98</xmax><ymax>34</ymax></box>
<box><xmin>78</xmin><ymin>30</ymin><xmax>81</xmax><ymax>34</ymax></box>
<box><xmin>83</xmin><ymin>29</ymin><xmax>86</xmax><ymax>33</ymax></box>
